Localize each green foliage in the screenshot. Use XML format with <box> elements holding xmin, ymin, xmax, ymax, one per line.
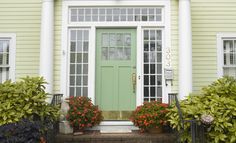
<box><xmin>0</xmin><ymin>76</ymin><xmax>59</xmax><ymax>126</ymax></box>
<box><xmin>66</xmin><ymin>96</ymin><xmax>103</xmax><ymax>130</ymax></box>
<box><xmin>130</xmin><ymin>101</ymin><xmax>169</xmax><ymax>132</ymax></box>
<box><xmin>167</xmin><ymin>76</ymin><xmax>236</xmax><ymax>143</ymax></box>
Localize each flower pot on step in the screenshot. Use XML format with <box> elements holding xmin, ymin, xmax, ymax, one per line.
<box><xmin>148</xmin><ymin>127</ymin><xmax>163</xmax><ymax>134</ymax></box>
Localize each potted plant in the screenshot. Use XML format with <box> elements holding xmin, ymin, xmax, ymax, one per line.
<box><xmin>130</xmin><ymin>101</ymin><xmax>169</xmax><ymax>133</ymax></box>
<box><xmin>66</xmin><ymin>96</ymin><xmax>103</xmax><ymax>134</ymax></box>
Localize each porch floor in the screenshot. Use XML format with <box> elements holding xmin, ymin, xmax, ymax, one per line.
<box><xmin>55</xmin><ymin>131</ymin><xmax>177</xmax><ymax>143</ymax></box>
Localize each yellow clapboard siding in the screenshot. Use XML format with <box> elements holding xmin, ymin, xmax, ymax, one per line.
<box><xmin>0</xmin><ymin>0</ymin><xmax>41</xmax><ymax>81</ymax></box>
<box><xmin>170</xmin><ymin>0</ymin><xmax>179</xmax><ymax>92</ymax></box>
<box><xmin>53</xmin><ymin>0</ymin><xmax>62</xmax><ymax>93</ymax></box>
<box><xmin>191</xmin><ymin>0</ymin><xmax>236</xmax><ymax>92</ymax></box>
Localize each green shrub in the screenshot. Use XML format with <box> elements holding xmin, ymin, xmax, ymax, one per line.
<box><xmin>167</xmin><ymin>76</ymin><xmax>236</xmax><ymax>143</ymax></box>
<box><xmin>0</xmin><ymin>76</ymin><xmax>59</xmax><ymax>126</ymax></box>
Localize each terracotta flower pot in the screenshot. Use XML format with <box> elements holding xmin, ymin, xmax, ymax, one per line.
<box><xmin>73</xmin><ymin>128</ymin><xmax>84</xmax><ymax>135</ymax></box>
<box><xmin>147</xmin><ymin>127</ymin><xmax>163</xmax><ymax>134</ymax></box>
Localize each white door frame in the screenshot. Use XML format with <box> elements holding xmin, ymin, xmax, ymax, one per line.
<box><xmin>60</xmin><ymin>0</ymin><xmax>171</xmax><ymax>105</ymax></box>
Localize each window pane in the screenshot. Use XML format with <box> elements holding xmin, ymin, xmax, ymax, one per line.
<box><xmin>83</xmin><ymin>53</ymin><xmax>88</xmax><ymax>63</ymax></box>
<box><xmin>69</xmin><ymin>87</ymin><xmax>75</xmax><ymax>97</ymax></box>
<box><xmin>70</xmin><ymin>42</ymin><xmax>76</xmax><ymax>52</ymax></box>
<box><xmin>144</xmin><ymin>75</ymin><xmax>149</xmax><ymax>85</ymax></box>
<box><xmin>102</xmin><ymin>47</ymin><xmax>108</xmax><ymax>60</ymax></box>
<box><xmin>83</xmin><ymin>87</ymin><xmax>88</xmax><ymax>96</ymax></box>
<box><xmin>144</xmin><ymin>41</ymin><xmax>149</xmax><ymax>51</ymax></box>
<box><xmin>76</xmin><ymin>87</ymin><xmax>82</xmax><ymax>97</ymax></box>
<box><xmin>77</xmin><ymin>41</ymin><xmax>82</xmax><ymax>52</ymax></box>
<box><xmin>150</xmin><ymin>75</ymin><xmax>155</xmax><ymax>85</ymax></box>
<box><xmin>70</xmin><ymin>76</ymin><xmax>75</xmax><ymax>85</ymax></box>
<box><xmin>144</xmin><ymin>52</ymin><xmax>149</xmax><ymax>63</ymax></box>
<box><xmin>102</xmin><ymin>34</ymin><xmax>109</xmax><ymax>47</ymax></box>
<box><xmin>83</xmin><ymin>64</ymin><xmax>88</xmax><ymax>74</ymax></box>
<box><xmin>76</xmin><ymin>64</ymin><xmax>82</xmax><ymax>74</ymax></box>
<box><xmin>150</xmin><ymin>87</ymin><xmax>155</xmax><ymax>97</ymax></box>
<box><xmin>70</xmin><ymin>64</ymin><xmax>75</xmax><ymax>74</ymax></box>
<box><xmin>124</xmin><ymin>34</ymin><xmax>131</xmax><ymax>46</ymax></box>
<box><xmin>77</xmin><ymin>53</ymin><xmax>82</xmax><ymax>63</ymax></box>
<box><xmin>83</xmin><ymin>76</ymin><xmax>88</xmax><ymax>85</ymax></box>
<box><xmin>144</xmin><ymin>87</ymin><xmax>149</xmax><ymax>97</ymax></box>
<box><xmin>109</xmin><ymin>34</ymin><xmax>116</xmax><ymax>47</ymax></box>
<box><xmin>76</xmin><ymin>76</ymin><xmax>82</xmax><ymax>85</ymax></box>
<box><xmin>144</xmin><ymin>64</ymin><xmax>149</xmax><ymax>74</ymax></box>
<box><xmin>150</xmin><ymin>64</ymin><xmax>155</xmax><ymax>74</ymax></box>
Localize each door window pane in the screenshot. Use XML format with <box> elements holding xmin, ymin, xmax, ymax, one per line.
<box><xmin>101</xmin><ymin>32</ymin><xmax>132</xmax><ymax>60</ymax></box>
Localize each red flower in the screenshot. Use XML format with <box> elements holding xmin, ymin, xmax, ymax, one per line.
<box><xmin>66</xmin><ymin>96</ymin><xmax>103</xmax><ymax>130</ymax></box>
<box><xmin>130</xmin><ymin>101</ymin><xmax>169</xmax><ymax>131</ymax></box>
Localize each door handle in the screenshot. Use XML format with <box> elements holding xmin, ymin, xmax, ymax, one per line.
<box><xmin>132</xmin><ymin>73</ymin><xmax>136</xmax><ymax>93</ymax></box>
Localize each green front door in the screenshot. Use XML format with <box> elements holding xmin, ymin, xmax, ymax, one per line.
<box><xmin>96</xmin><ymin>29</ymin><xmax>136</xmax><ymax>120</ymax></box>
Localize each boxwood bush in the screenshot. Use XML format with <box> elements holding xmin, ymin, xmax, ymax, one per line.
<box><xmin>0</xmin><ymin>76</ymin><xmax>59</xmax><ymax>142</ymax></box>
<box><xmin>167</xmin><ymin>76</ymin><xmax>236</xmax><ymax>143</ymax></box>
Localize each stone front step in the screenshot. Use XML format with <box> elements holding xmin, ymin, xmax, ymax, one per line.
<box><xmin>55</xmin><ymin>132</ymin><xmax>177</xmax><ymax>143</ymax></box>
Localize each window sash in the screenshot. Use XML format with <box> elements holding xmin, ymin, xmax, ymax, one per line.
<box><xmin>223</xmin><ymin>39</ymin><xmax>236</xmax><ymax>78</ymax></box>
<box><xmin>0</xmin><ymin>39</ymin><xmax>10</xmax><ymax>83</ymax></box>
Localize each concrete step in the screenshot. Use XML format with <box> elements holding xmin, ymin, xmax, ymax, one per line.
<box><xmin>90</xmin><ymin>121</ymin><xmax>139</xmax><ymax>133</ymax></box>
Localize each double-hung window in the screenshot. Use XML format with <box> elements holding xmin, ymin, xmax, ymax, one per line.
<box><xmin>0</xmin><ymin>34</ymin><xmax>16</xmax><ymax>83</ymax></box>
<box><xmin>217</xmin><ymin>34</ymin><xmax>236</xmax><ymax>78</ymax></box>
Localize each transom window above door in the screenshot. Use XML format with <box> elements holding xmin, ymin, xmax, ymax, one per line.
<box><xmin>69</xmin><ymin>7</ymin><xmax>162</xmax><ymax>22</ymax></box>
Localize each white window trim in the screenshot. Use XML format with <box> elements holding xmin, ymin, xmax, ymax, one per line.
<box><xmin>217</xmin><ymin>33</ymin><xmax>236</xmax><ymax>78</ymax></box>
<box><xmin>61</xmin><ymin>0</ymin><xmax>171</xmax><ymax>104</ymax></box>
<box><xmin>0</xmin><ymin>33</ymin><xmax>16</xmax><ymax>82</ymax></box>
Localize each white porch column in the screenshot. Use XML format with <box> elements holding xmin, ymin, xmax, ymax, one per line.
<box><xmin>40</xmin><ymin>0</ymin><xmax>54</xmax><ymax>94</ymax></box>
<box><xmin>179</xmin><ymin>0</ymin><xmax>192</xmax><ymax>100</ymax></box>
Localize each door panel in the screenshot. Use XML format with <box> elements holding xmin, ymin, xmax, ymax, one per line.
<box><xmin>96</xmin><ymin>29</ymin><xmax>136</xmax><ymax>119</ymax></box>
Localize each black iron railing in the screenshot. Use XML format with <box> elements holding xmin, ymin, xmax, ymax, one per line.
<box><xmin>168</xmin><ymin>93</ymin><xmax>206</xmax><ymax>143</ymax></box>
<box><xmin>45</xmin><ymin>94</ymin><xmax>63</xmax><ymax>143</ymax></box>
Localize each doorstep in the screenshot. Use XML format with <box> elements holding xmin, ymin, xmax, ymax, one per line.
<box><xmin>55</xmin><ymin>131</ymin><xmax>177</xmax><ymax>143</ymax></box>
<box><xmin>90</xmin><ymin>121</ymin><xmax>139</xmax><ymax>133</ymax></box>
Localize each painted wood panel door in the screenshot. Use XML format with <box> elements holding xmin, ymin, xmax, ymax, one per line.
<box><xmin>96</xmin><ymin>29</ymin><xmax>136</xmax><ymax>120</ymax></box>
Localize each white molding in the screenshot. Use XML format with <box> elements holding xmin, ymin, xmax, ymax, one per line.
<box><xmin>61</xmin><ymin>1</ymin><xmax>69</xmax><ymax>100</ymax></box>
<box><xmin>89</xmin><ymin>26</ymin><xmax>96</xmax><ymax>103</ymax></box>
<box><xmin>178</xmin><ymin>0</ymin><xmax>192</xmax><ymax>100</ymax></box>
<box><xmin>0</xmin><ymin>33</ymin><xmax>16</xmax><ymax>82</ymax></box>
<box><xmin>136</xmin><ymin>26</ymin><xmax>142</xmax><ymax>106</ymax></box>
<box><xmin>216</xmin><ymin>33</ymin><xmax>236</xmax><ymax>78</ymax></box>
<box><xmin>61</xmin><ymin>0</ymin><xmax>171</xmax><ymax>105</ymax></box>
<box><xmin>40</xmin><ymin>0</ymin><xmax>54</xmax><ymax>95</ymax></box>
